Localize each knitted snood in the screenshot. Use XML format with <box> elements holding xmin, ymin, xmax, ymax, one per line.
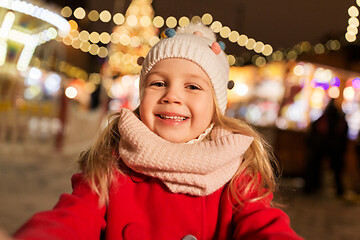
<box><xmin>118</xmin><ymin>108</ymin><xmax>254</xmax><ymax>196</ymax></box>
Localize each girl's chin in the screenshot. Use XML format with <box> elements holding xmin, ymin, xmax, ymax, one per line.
<box><xmin>155</xmin><ymin>131</ymin><xmax>194</xmax><ymax>143</ymax></box>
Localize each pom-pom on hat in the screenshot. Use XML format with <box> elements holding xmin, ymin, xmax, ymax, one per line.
<box><xmin>139</xmin><ymin>22</ymin><xmax>230</xmax><ymax>113</ymax></box>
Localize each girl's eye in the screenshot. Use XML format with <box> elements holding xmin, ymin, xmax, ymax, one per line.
<box><xmin>186</xmin><ymin>84</ymin><xmax>201</xmax><ymax>90</ymax></box>
<box><xmin>150</xmin><ymin>81</ymin><xmax>166</xmax><ymax>87</ymax></box>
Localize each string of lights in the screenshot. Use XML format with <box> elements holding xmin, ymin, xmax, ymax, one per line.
<box><xmin>48</xmin><ymin>2</ymin><xmax>358</xmax><ymax>82</ymax></box>
<box><xmin>58</xmin><ymin>4</ymin><xmax>355</xmax><ymax>68</ymax></box>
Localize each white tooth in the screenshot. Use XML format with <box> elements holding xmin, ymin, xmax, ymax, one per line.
<box><xmin>160</xmin><ymin>115</ymin><xmax>185</xmax><ymax>121</ymax></box>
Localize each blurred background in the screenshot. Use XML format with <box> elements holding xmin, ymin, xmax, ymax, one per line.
<box><xmin>1</xmin><ymin>0</ymin><xmax>360</xmax><ymax>239</ymax></box>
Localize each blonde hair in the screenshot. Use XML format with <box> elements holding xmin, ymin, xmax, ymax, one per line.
<box><xmin>78</xmin><ymin>102</ymin><xmax>278</xmax><ymax>207</ymax></box>
<box><xmin>212</xmin><ymin>104</ymin><xmax>278</xmax><ymax>206</ymax></box>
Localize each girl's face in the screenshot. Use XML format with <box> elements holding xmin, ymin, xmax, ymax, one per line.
<box><xmin>139</xmin><ymin>58</ymin><xmax>215</xmax><ymax>143</ymax></box>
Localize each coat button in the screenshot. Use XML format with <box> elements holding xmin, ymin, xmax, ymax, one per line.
<box><xmin>122</xmin><ymin>223</ymin><xmax>146</xmax><ymax>240</ymax></box>
<box><xmin>182</xmin><ymin>234</ymin><xmax>197</xmax><ymax>240</ymax></box>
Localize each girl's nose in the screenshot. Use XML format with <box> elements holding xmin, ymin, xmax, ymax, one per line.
<box><xmin>160</xmin><ymin>88</ymin><xmax>181</xmax><ymax>104</ymax></box>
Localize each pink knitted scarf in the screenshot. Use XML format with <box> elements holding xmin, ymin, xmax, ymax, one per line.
<box><xmin>118</xmin><ymin>108</ymin><xmax>253</xmax><ymax>196</ymax></box>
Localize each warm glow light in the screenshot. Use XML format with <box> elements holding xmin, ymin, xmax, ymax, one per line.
<box><xmin>228</xmin><ymin>31</ymin><xmax>240</xmax><ymax>43</ymax></box>
<box><xmin>166</xmin><ymin>16</ymin><xmax>177</xmax><ymax>28</ymax></box>
<box><xmin>62</xmin><ymin>36</ymin><xmax>72</xmax><ymax>45</ymax></box>
<box><xmin>100</xmin><ymin>10</ymin><xmax>111</xmax><ymax>22</ymax></box>
<box><xmin>346</xmin><ymin>32</ymin><xmax>357</xmax><ymax>42</ymax></box>
<box><xmin>111</xmin><ymin>32</ymin><xmax>120</xmax><ymax>44</ymax></box>
<box><xmin>1</xmin><ymin>0</ymin><xmax>70</xmax><ymax>37</ymax></box>
<box><xmin>234</xmin><ymin>83</ymin><xmax>249</xmax><ymax>96</ymax></box>
<box><xmin>220</xmin><ymin>26</ymin><xmax>231</xmax><ymax>38</ymax></box>
<box><xmin>314</xmin><ymin>43</ymin><xmax>325</xmax><ymax>54</ymax></box>
<box><xmin>68</xmin><ymin>20</ymin><xmax>78</xmax><ymax>30</ymax></box>
<box><xmin>98</xmin><ymin>47</ymin><xmax>108</xmax><ymax>58</ymax></box>
<box><xmin>149</xmin><ymin>36</ymin><xmax>160</xmax><ymax>46</ymax></box>
<box><xmin>153</xmin><ymin>16</ymin><xmax>164</xmax><ymax>28</ymax></box>
<box><xmin>84</xmin><ymin>82</ymin><xmax>96</xmax><ymax>94</ymax></box>
<box><xmin>301</xmin><ymin>41</ymin><xmax>312</xmax><ymax>52</ymax></box>
<box><xmin>245</xmin><ymin>38</ymin><xmax>256</xmax><ymax>50</ymax></box>
<box><xmin>65</xmin><ymin>86</ymin><xmax>77</xmax><ymax>99</ymax></box>
<box><xmin>113</xmin><ymin>13</ymin><xmax>125</xmax><ymax>25</ymax></box>
<box><xmin>272</xmin><ymin>51</ymin><xmax>284</xmax><ymax>61</ymax></box>
<box><xmin>79</xmin><ymin>30</ymin><xmax>90</xmax><ymax>42</ymax></box>
<box><xmin>327</xmin><ymin>40</ymin><xmax>340</xmax><ymax>50</ymax></box>
<box><xmin>179</xmin><ymin>16</ymin><xmax>190</xmax><ymax>27</ymax></box>
<box><xmin>80</xmin><ymin>42</ymin><xmax>90</xmax><ymax>52</ymax></box>
<box><xmin>100</xmin><ymin>32</ymin><xmax>111</xmax><ymax>44</ymax></box>
<box><xmin>237</xmin><ymin>35</ymin><xmax>248</xmax><ymax>46</ymax></box>
<box><xmin>130</xmin><ymin>36</ymin><xmax>140</xmax><ymax>47</ymax></box>
<box><xmin>72</xmin><ymin>39</ymin><xmax>81</xmax><ymax>49</ymax></box>
<box><xmin>227</xmin><ymin>55</ymin><xmax>236</xmax><ymax>66</ymax></box>
<box><xmin>0</xmin><ymin>12</ymin><xmax>15</xmax><ymax>38</ymax></box>
<box><xmin>210</xmin><ymin>21</ymin><xmax>222</xmax><ymax>33</ymax></box>
<box><xmin>46</xmin><ymin>27</ymin><xmax>58</xmax><ymax>39</ymax></box>
<box><xmin>61</xmin><ymin>6</ymin><xmax>72</xmax><ymax>18</ymax></box>
<box><xmin>89</xmin><ymin>44</ymin><xmax>100</xmax><ymax>55</ymax></box>
<box><xmin>140</xmin><ymin>16</ymin><xmax>151</xmax><ymax>27</ymax></box>
<box><xmin>254</xmin><ymin>41</ymin><xmax>264</xmax><ymax>53</ymax></box>
<box><xmin>262</xmin><ymin>44</ymin><xmax>273</xmax><ymax>56</ymax></box>
<box><xmin>255</xmin><ymin>56</ymin><xmax>266</xmax><ymax>67</ymax></box>
<box><xmin>89</xmin><ymin>32</ymin><xmax>100</xmax><ymax>43</ymax></box>
<box><xmin>126</xmin><ymin>14</ymin><xmax>138</xmax><ymax>26</ymax></box>
<box><xmin>286</xmin><ymin>50</ymin><xmax>298</xmax><ymax>61</ymax></box>
<box><xmin>119</xmin><ymin>34</ymin><xmax>131</xmax><ymax>45</ymax></box>
<box><xmin>349</xmin><ymin>17</ymin><xmax>360</xmax><ymax>27</ymax></box>
<box><xmin>347</xmin><ymin>25</ymin><xmax>358</xmax><ymax>35</ymax></box>
<box><xmin>311</xmin><ymin>88</ymin><xmax>325</xmax><ymax>108</ymax></box>
<box><xmin>348</xmin><ymin>6</ymin><xmax>359</xmax><ymax>17</ymax></box>
<box><xmin>201</xmin><ymin>13</ymin><xmax>213</xmax><ymax>25</ymax></box>
<box><xmin>344</xmin><ymin>86</ymin><xmax>355</xmax><ymax>101</ymax></box>
<box><xmin>293</xmin><ymin>65</ymin><xmax>305</xmax><ymax>76</ymax></box>
<box><xmin>328</xmin><ymin>86</ymin><xmax>340</xmax><ymax>98</ymax></box>
<box><xmin>69</xmin><ymin>30</ymin><xmax>79</xmax><ymax>40</ymax></box>
<box><xmin>74</xmin><ymin>7</ymin><xmax>86</xmax><ymax>19</ymax></box>
<box><xmin>0</xmin><ymin>42</ymin><xmax>7</xmax><ymax>66</ymax></box>
<box><xmin>88</xmin><ymin>10</ymin><xmax>99</xmax><ymax>22</ymax></box>
<box><xmin>191</xmin><ymin>16</ymin><xmax>201</xmax><ymax>23</ymax></box>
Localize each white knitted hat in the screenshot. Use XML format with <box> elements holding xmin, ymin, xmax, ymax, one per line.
<box><xmin>139</xmin><ymin>23</ymin><xmax>230</xmax><ymax>113</ymax></box>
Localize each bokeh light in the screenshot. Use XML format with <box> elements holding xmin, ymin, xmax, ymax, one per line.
<box><xmin>74</xmin><ymin>7</ymin><xmax>85</xmax><ymax>19</ymax></box>
<box><xmin>201</xmin><ymin>13</ymin><xmax>213</xmax><ymax>25</ymax></box>
<box><xmin>100</xmin><ymin>10</ymin><xmax>111</xmax><ymax>22</ymax></box>
<box><xmin>328</xmin><ymin>86</ymin><xmax>340</xmax><ymax>99</ymax></box>
<box><xmin>61</xmin><ymin>6</ymin><xmax>72</xmax><ymax>18</ymax></box>
<box><xmin>88</xmin><ymin>10</ymin><xmax>99</xmax><ymax>22</ymax></box>
<box><xmin>352</xmin><ymin>78</ymin><xmax>360</xmax><ymax>88</ymax></box>
<box><xmin>153</xmin><ymin>16</ymin><xmax>164</xmax><ymax>28</ymax></box>
<box><xmin>330</xmin><ymin>77</ymin><xmax>341</xmax><ymax>87</ymax></box>
<box><xmin>113</xmin><ymin>13</ymin><xmax>125</xmax><ymax>25</ymax></box>
<box><xmin>65</xmin><ymin>86</ymin><xmax>77</xmax><ymax>99</ymax></box>
<box><xmin>344</xmin><ymin>86</ymin><xmax>355</xmax><ymax>101</ymax></box>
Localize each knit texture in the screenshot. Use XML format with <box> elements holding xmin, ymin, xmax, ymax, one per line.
<box><xmin>117</xmin><ymin>108</ymin><xmax>254</xmax><ymax>196</ymax></box>
<box><xmin>139</xmin><ymin>23</ymin><xmax>229</xmax><ymax>113</ymax></box>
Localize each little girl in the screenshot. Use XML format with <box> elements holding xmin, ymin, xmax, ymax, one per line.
<box><xmin>13</xmin><ymin>23</ymin><xmax>302</xmax><ymax>239</ymax></box>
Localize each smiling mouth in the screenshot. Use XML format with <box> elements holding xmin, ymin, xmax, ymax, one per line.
<box><xmin>156</xmin><ymin>114</ymin><xmax>189</xmax><ymax>121</ymax></box>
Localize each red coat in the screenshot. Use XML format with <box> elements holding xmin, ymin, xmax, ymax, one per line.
<box><xmin>14</xmin><ymin>171</ymin><xmax>303</xmax><ymax>240</ymax></box>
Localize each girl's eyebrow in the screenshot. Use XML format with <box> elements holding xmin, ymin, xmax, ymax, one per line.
<box><xmin>146</xmin><ymin>71</ymin><xmax>211</xmax><ymax>87</ymax></box>
<box><xmin>184</xmin><ymin>73</ymin><xmax>211</xmax><ymax>87</ymax></box>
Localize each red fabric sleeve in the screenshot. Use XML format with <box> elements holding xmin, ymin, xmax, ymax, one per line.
<box><xmin>232</xmin><ymin>193</ymin><xmax>303</xmax><ymax>240</ymax></box>
<box><xmin>13</xmin><ymin>173</ymin><xmax>106</xmax><ymax>240</ymax></box>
